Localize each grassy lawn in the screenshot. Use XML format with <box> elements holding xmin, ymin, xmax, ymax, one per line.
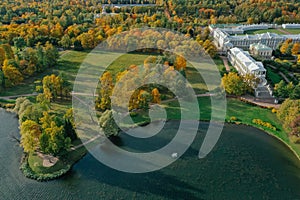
<box><xmin>28</xmin><ymin>140</ymin><xmax>87</xmax><ymax>176</ymax></box>
<box><xmin>0</xmin><ymin>50</ymin><xmax>89</xmax><ymax>97</ymax></box>
<box><xmin>28</xmin><ymin>153</ymin><xmax>68</xmax><ymax>174</ymax></box>
<box><xmin>266</xmin><ymin>67</ymin><xmax>282</xmax><ymax>85</ymax></box>
<box><xmin>226</xmin><ymin>98</ymin><xmax>300</xmax><ymax>155</ymax></box>
<box><xmin>244</xmin><ymin>29</ymin><xmax>285</xmax><ymax>35</ymax></box>
<box><xmin>284</xmin><ymin>29</ymin><xmax>300</xmax><ymax>34</ymax></box>
<box><xmin>4</xmin><ymin>48</ymin><xmax>300</xmax><ymax>171</ymax></box>
<box><xmin>243</xmin><ymin>28</ymin><xmax>300</xmax><ymax>35</ymax></box>
<box><xmin>106</xmin><ymin>52</ymin><xmax>155</xmax><ymax>75</ymax></box>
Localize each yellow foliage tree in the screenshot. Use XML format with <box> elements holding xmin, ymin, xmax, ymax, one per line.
<box><xmin>152</xmin><ymin>88</ymin><xmax>161</xmax><ymax>104</ymax></box>
<box><xmin>292</xmin><ymin>43</ymin><xmax>300</xmax><ymax>55</ymax></box>
<box><xmin>174</xmin><ymin>55</ymin><xmax>187</xmax><ymax>71</ymax></box>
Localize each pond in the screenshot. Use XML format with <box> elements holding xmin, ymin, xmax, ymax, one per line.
<box><xmin>0</xmin><ymin>109</ymin><xmax>300</xmax><ymax>199</ymax></box>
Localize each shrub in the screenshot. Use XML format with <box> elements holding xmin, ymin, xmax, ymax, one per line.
<box><xmin>130</xmin><ymin>112</ymin><xmax>138</xmax><ymax>117</ymax></box>
<box><xmin>272</xmin><ymin>108</ymin><xmax>277</xmax><ymax>113</ymax></box>
<box><xmin>252</xmin><ymin>118</ymin><xmax>277</xmax><ymax>131</ymax></box>
<box><xmin>230</xmin><ymin>116</ymin><xmax>237</xmax><ymax>121</ymax></box>
<box><xmin>5</xmin><ymin>103</ymin><xmax>15</xmax><ymax>109</ymax></box>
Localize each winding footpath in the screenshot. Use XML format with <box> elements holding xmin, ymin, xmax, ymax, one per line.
<box><xmin>0</xmin><ymin>93</ymin><xmax>38</xmax><ymax>100</ymax></box>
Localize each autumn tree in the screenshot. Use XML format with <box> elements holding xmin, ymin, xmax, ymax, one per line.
<box><xmin>59</xmin><ymin>34</ymin><xmax>72</xmax><ymax>49</ymax></box>
<box><xmin>280</xmin><ymin>39</ymin><xmax>293</xmax><ymax>55</ymax></box>
<box><xmin>152</xmin><ymin>88</ymin><xmax>161</xmax><ymax>104</ymax></box>
<box><xmin>43</xmin><ymin>42</ymin><xmax>59</xmax><ymax>68</ymax></box>
<box><xmin>221</xmin><ymin>72</ymin><xmax>246</xmax><ymax>96</ymax></box>
<box><xmin>0</xmin><ymin>47</ymin><xmax>5</xmax><ymax>66</ymax></box>
<box><xmin>97</xmin><ymin>71</ymin><xmax>114</xmax><ymax>111</ymax></box>
<box><xmin>41</xmin><ymin>74</ymin><xmax>71</xmax><ymax>102</ymax></box>
<box><xmin>2</xmin><ymin>59</ymin><xmax>23</xmax><ymax>87</ymax></box>
<box><xmin>1</xmin><ymin>44</ymin><xmax>14</xmax><ymax>59</ymax></box>
<box><xmin>291</xmin><ymin>43</ymin><xmax>300</xmax><ymax>55</ymax></box>
<box><xmin>277</xmin><ymin>99</ymin><xmax>300</xmax><ymax>133</ymax></box>
<box><xmin>13</xmin><ymin>37</ymin><xmax>26</xmax><ymax>50</ymax></box>
<box><xmin>174</xmin><ymin>55</ymin><xmax>186</xmax><ymax>71</ymax></box>
<box><xmin>20</xmin><ymin>120</ymin><xmax>42</xmax><ymax>153</ymax></box>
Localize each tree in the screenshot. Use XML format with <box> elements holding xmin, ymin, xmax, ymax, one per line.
<box><xmin>77</xmin><ymin>32</ymin><xmax>95</xmax><ymax>49</ymax></box>
<box><xmin>44</xmin><ymin>121</ymin><xmax>66</xmax><ymax>155</ymax></box>
<box><xmin>291</xmin><ymin>116</ymin><xmax>300</xmax><ymax>136</ymax></box>
<box><xmin>39</xmin><ymin>132</ymin><xmax>50</xmax><ymax>153</ymax></box>
<box><xmin>59</xmin><ymin>34</ymin><xmax>72</xmax><ymax>49</ymax></box>
<box><xmin>41</xmin><ymin>74</ymin><xmax>70</xmax><ymax>101</ymax></box>
<box><xmin>247</xmin><ymin>17</ymin><xmax>254</xmax><ymax>24</ymax></box>
<box><xmin>13</xmin><ymin>37</ymin><xmax>26</xmax><ymax>50</ymax></box>
<box><xmin>274</xmin><ymin>80</ymin><xmax>288</xmax><ymax>98</ymax></box>
<box><xmin>280</xmin><ymin>39</ymin><xmax>293</xmax><ymax>55</ymax></box>
<box><xmin>99</xmin><ymin>110</ymin><xmax>120</xmax><ymax>137</ymax></box>
<box><xmin>74</xmin><ymin>40</ymin><xmax>83</xmax><ymax>51</ymax></box>
<box><xmin>97</xmin><ymin>71</ymin><xmax>114</xmax><ymax>111</ymax></box>
<box><xmin>63</xmin><ymin>119</ymin><xmax>77</xmax><ymax>141</ymax></box>
<box><xmin>174</xmin><ymin>55</ymin><xmax>186</xmax><ymax>71</ymax></box>
<box><xmin>291</xmin><ymin>43</ymin><xmax>300</xmax><ymax>55</ymax></box>
<box><xmin>43</xmin><ymin>42</ymin><xmax>59</xmax><ymax>68</ymax></box>
<box><xmin>290</xmin><ymin>84</ymin><xmax>300</xmax><ymax>100</ymax></box>
<box><xmin>202</xmin><ymin>40</ymin><xmax>217</xmax><ymax>58</ymax></box>
<box><xmin>20</xmin><ymin>120</ymin><xmax>42</xmax><ymax>153</ymax></box>
<box><xmin>0</xmin><ymin>47</ymin><xmax>5</xmax><ymax>66</ymax></box>
<box><xmin>277</xmin><ymin>99</ymin><xmax>300</xmax><ymax>133</ymax></box>
<box><xmin>1</xmin><ymin>44</ymin><xmax>14</xmax><ymax>59</ymax></box>
<box><xmin>152</xmin><ymin>88</ymin><xmax>161</xmax><ymax>104</ymax></box>
<box><xmin>221</xmin><ymin>72</ymin><xmax>246</xmax><ymax>96</ymax></box>
<box><xmin>2</xmin><ymin>60</ymin><xmax>23</xmax><ymax>87</ymax></box>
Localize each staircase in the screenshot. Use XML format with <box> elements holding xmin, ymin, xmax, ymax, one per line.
<box><xmin>255</xmin><ymin>85</ymin><xmax>273</xmax><ymax>99</ymax></box>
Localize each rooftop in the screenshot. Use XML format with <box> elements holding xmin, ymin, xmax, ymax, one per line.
<box><xmin>230</xmin><ymin>47</ymin><xmax>266</xmax><ymax>72</ymax></box>
<box><xmin>250</xmin><ymin>43</ymin><xmax>272</xmax><ymax>51</ymax></box>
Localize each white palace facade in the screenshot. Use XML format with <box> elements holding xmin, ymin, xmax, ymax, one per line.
<box><xmin>228</xmin><ymin>47</ymin><xmax>272</xmax><ymax>97</ymax></box>
<box><xmin>211</xmin><ymin>23</ymin><xmax>300</xmax><ymax>98</ymax></box>
<box><xmin>211</xmin><ymin>24</ymin><xmax>300</xmax><ymax>54</ymax></box>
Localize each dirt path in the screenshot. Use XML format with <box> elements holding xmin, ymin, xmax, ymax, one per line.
<box><xmin>70</xmin><ymin>135</ymin><xmax>102</xmax><ymax>150</ymax></box>
<box><xmin>220</xmin><ymin>56</ymin><xmax>231</xmax><ymax>72</ymax></box>
<box><xmin>0</xmin><ymin>93</ymin><xmax>38</xmax><ymax>100</ymax></box>
<box><xmin>36</xmin><ymin>152</ymin><xmax>59</xmax><ymax>167</ymax></box>
<box><xmin>276</xmin><ymin>28</ymin><xmax>291</xmax><ymax>35</ymax></box>
<box><xmin>279</xmin><ymin>72</ymin><xmax>291</xmax><ymax>83</ymax></box>
<box><xmin>240</xmin><ymin>95</ymin><xmax>280</xmax><ymax>109</ymax></box>
<box><xmin>59</xmin><ymin>50</ymin><xmax>71</xmax><ymax>57</ymax></box>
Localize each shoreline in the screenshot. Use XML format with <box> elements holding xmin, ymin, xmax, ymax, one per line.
<box><xmin>1</xmin><ymin>105</ymin><xmax>299</xmax><ymax>181</ymax></box>
<box><xmin>21</xmin><ymin>119</ymin><xmax>300</xmax><ymax>182</ymax></box>
<box><xmin>228</xmin><ymin>121</ymin><xmax>300</xmax><ymax>162</ymax></box>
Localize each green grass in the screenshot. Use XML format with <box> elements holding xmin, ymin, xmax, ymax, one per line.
<box><xmin>213</xmin><ymin>57</ymin><xmax>226</xmax><ymax>72</ymax></box>
<box><xmin>28</xmin><ymin>153</ymin><xmax>67</xmax><ymax>174</ymax></box>
<box><xmin>242</xmin><ymin>28</ymin><xmax>300</xmax><ymax>35</ymax></box>
<box><xmin>27</xmin><ymin>139</ymin><xmax>87</xmax><ymax>176</ymax></box>
<box><xmin>0</xmin><ymin>50</ymin><xmax>89</xmax><ymax>97</ymax></box>
<box><xmin>266</xmin><ymin>67</ymin><xmax>282</xmax><ymax>85</ymax></box>
<box><xmin>244</xmin><ymin>29</ymin><xmax>286</xmax><ymax>35</ymax></box>
<box><xmin>106</xmin><ymin>52</ymin><xmax>154</xmax><ymax>75</ymax></box>
<box><xmin>284</xmin><ymin>29</ymin><xmax>300</xmax><ymax>34</ymax></box>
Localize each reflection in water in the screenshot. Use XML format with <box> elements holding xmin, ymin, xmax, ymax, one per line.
<box><xmin>0</xmin><ymin>110</ymin><xmax>300</xmax><ymax>199</ymax></box>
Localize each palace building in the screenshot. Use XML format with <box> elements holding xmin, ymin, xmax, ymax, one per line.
<box><xmin>249</xmin><ymin>43</ymin><xmax>273</xmax><ymax>59</ymax></box>
<box><xmin>211</xmin><ymin>24</ymin><xmax>300</xmax><ymax>54</ymax></box>
<box><xmin>228</xmin><ymin>47</ymin><xmax>272</xmax><ymax>97</ymax></box>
